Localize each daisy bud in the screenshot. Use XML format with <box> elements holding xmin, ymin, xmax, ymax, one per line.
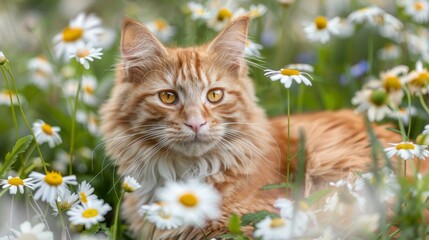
<box><xmin>0</xmin><ymin>51</ymin><xmax>8</xmax><ymax>65</ymax></box>
<box><xmin>123</xmin><ymin>176</ymin><xmax>141</xmax><ymax>192</ymax></box>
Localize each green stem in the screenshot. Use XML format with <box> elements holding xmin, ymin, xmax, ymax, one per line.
<box><xmin>367</xmin><ymin>31</ymin><xmax>374</xmax><ymax>76</ymax></box>
<box><xmin>404</xmin><ymin>87</ymin><xmax>412</xmax><ymax>139</ymax></box>
<box><xmin>419</xmin><ymin>93</ymin><xmax>429</xmax><ymax>116</ymax></box>
<box><xmin>0</xmin><ymin>68</ymin><xmax>19</xmax><ymax>138</ymax></box>
<box><xmin>389</xmin><ymin>102</ymin><xmax>407</xmax><ymax>141</ymax></box>
<box><xmin>112</xmin><ymin>190</ymin><xmax>124</xmax><ymax>240</ymax></box>
<box><xmin>57</xmin><ymin>202</ymin><xmax>67</xmax><ymax>238</ymax></box>
<box><xmin>286</xmin><ymin>89</ymin><xmax>291</xmax><ymax>195</ymax></box>
<box><xmin>69</xmin><ymin>68</ymin><xmax>84</xmax><ymax>175</ymax></box>
<box><xmin>2</xmin><ymin>64</ymin><xmax>48</xmax><ymax>173</ymax></box>
<box><xmin>403</xmin><ymin>159</ymin><xmax>406</xmax><ymax>177</ymax></box>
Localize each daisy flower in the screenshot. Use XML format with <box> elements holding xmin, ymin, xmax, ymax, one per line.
<box><xmin>278</xmin><ymin>0</ymin><xmax>295</xmax><ymax>8</ymax></box>
<box><xmin>11</xmin><ymin>221</ymin><xmax>53</xmax><ymax>240</ymax></box>
<box><xmin>123</xmin><ymin>176</ymin><xmax>141</xmax><ymax>192</ymax></box>
<box><xmin>81</xmin><ymin>75</ymin><xmax>98</xmax><ymax>106</ymax></box>
<box><xmin>67</xmin><ymin>199</ymin><xmax>112</xmax><ymax>229</ymax></box>
<box><xmin>29</xmin><ymin>171</ymin><xmax>77</xmax><ymax>203</ymax></box>
<box><xmin>244</xmin><ymin>40</ymin><xmax>263</xmax><ymax>58</ymax></box>
<box><xmin>274</xmin><ymin>198</ymin><xmax>316</xmax><ymax>233</ymax></box>
<box><xmin>355</xmin><ymin>167</ymin><xmax>399</xmax><ymax>201</ymax></box>
<box><xmin>404</xmin><ymin>0</ymin><xmax>429</xmax><ymax>23</ymax></box>
<box><xmin>264</xmin><ymin>65</ymin><xmax>313</xmax><ymax>88</ymax></box>
<box><xmin>32</xmin><ymin>120</ymin><xmax>62</xmax><ymax>148</ymax></box>
<box><xmin>69</xmin><ymin>42</ymin><xmax>103</xmax><ymax>69</ymax></box>
<box><xmin>77</xmin><ymin>180</ymin><xmax>98</xmax><ymax>205</ymax></box>
<box><xmin>384</xmin><ymin>141</ymin><xmax>429</xmax><ymax>160</ymax></box>
<box><xmin>157</xmin><ymin>179</ymin><xmax>220</xmax><ymax>226</ymax></box>
<box><xmin>0</xmin><ymin>51</ymin><xmax>7</xmax><ymax>65</ymax></box>
<box><xmin>27</xmin><ymin>56</ymin><xmax>55</xmax><ymax>90</ymax></box>
<box><xmin>206</xmin><ymin>0</ymin><xmax>243</xmax><ymax>31</ymax></box>
<box><xmin>254</xmin><ymin>217</ymin><xmax>298</xmax><ymax>240</ymax></box>
<box><xmin>324</xmin><ymin>179</ymin><xmax>366</xmax><ymax>215</ymax></box>
<box><xmin>351</xmin><ymin>88</ymin><xmax>392</xmax><ymax>122</ymax></box>
<box><xmin>50</xmin><ymin>188</ymin><xmax>79</xmax><ymax>216</ymax></box>
<box><xmin>303</xmin><ymin>16</ymin><xmax>340</xmax><ymax>44</ymax></box>
<box><xmin>406</xmin><ymin>60</ymin><xmax>429</xmax><ymax>95</ymax></box>
<box><xmin>0</xmin><ymin>90</ymin><xmax>23</xmax><ymax>106</ymax></box>
<box><xmin>388</xmin><ymin>106</ymin><xmax>417</xmax><ymax>126</ymax></box>
<box><xmin>187</xmin><ymin>2</ymin><xmax>210</xmax><ymax>20</ymax></box>
<box><xmin>378</xmin><ymin>43</ymin><xmax>401</xmax><ymax>61</ymax></box>
<box><xmin>76</xmin><ymin>110</ymin><xmax>100</xmax><ymax>135</ymax></box>
<box><xmin>53</xmin><ymin>13</ymin><xmax>104</xmax><ymax>59</ymax></box>
<box><xmin>0</xmin><ymin>176</ymin><xmax>35</xmax><ymax>195</ymax></box>
<box><xmin>146</xmin><ymin>19</ymin><xmax>175</xmax><ymax>42</ymax></box>
<box><xmin>379</xmin><ymin>65</ymin><xmax>408</xmax><ymax>104</ymax></box>
<box><xmin>143</xmin><ymin>203</ymin><xmax>184</xmax><ymax>230</ymax></box>
<box><xmin>248</xmin><ymin>4</ymin><xmax>267</xmax><ymax>18</ymax></box>
<box><xmin>348</xmin><ymin>6</ymin><xmax>385</xmax><ymax>25</ymax></box>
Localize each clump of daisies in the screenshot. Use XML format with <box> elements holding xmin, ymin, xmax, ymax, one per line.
<box><xmin>264</xmin><ymin>63</ymin><xmax>313</xmax><ymax>88</ymax></box>
<box><xmin>139</xmin><ymin>179</ymin><xmax>220</xmax><ymax>230</ymax></box>
<box><xmin>53</xmin><ymin>13</ymin><xmax>104</xmax><ymax>60</ymax></box>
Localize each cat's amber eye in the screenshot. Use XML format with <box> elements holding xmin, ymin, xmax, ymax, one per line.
<box><xmin>159</xmin><ymin>91</ymin><xmax>178</xmax><ymax>105</ymax></box>
<box><xmin>207</xmin><ymin>89</ymin><xmax>224</xmax><ymax>103</ymax></box>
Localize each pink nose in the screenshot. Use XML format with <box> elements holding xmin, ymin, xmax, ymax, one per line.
<box><xmin>184</xmin><ymin>121</ymin><xmax>207</xmax><ymax>133</ymax></box>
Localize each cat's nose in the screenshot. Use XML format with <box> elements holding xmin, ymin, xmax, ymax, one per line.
<box><xmin>184</xmin><ymin>120</ymin><xmax>207</xmax><ymax>133</ymax></box>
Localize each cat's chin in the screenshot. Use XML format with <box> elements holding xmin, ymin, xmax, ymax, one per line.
<box><xmin>172</xmin><ymin>140</ymin><xmax>218</xmax><ymax>157</ymax></box>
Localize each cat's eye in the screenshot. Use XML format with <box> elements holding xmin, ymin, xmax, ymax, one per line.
<box><xmin>159</xmin><ymin>91</ymin><xmax>178</xmax><ymax>104</ymax></box>
<box><xmin>207</xmin><ymin>89</ymin><xmax>224</xmax><ymax>103</ymax></box>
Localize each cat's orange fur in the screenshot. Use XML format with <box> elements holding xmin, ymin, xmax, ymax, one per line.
<box><xmin>100</xmin><ymin>16</ymin><xmax>419</xmax><ymax>239</ymax></box>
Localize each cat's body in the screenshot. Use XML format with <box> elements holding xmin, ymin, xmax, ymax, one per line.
<box><xmin>100</xmin><ymin>17</ymin><xmax>402</xmax><ymax>239</ymax></box>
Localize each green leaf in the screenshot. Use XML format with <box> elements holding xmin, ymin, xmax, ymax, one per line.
<box><xmin>82</xmin><ymin>223</ymin><xmax>100</xmax><ymax>234</ymax></box>
<box><xmin>260</xmin><ymin>182</ymin><xmax>292</xmax><ymax>191</ymax></box>
<box><xmin>0</xmin><ymin>135</ymin><xmax>33</xmax><ymax>177</ymax></box>
<box><xmin>216</xmin><ymin>233</ymin><xmax>239</xmax><ymax>239</ymax></box>
<box><xmin>240</xmin><ymin>211</ymin><xmax>279</xmax><ymax>227</ymax></box>
<box><xmin>385</xmin><ymin>127</ymin><xmax>403</xmax><ymax>135</ymax></box>
<box><xmin>228</xmin><ymin>214</ymin><xmax>242</xmax><ymax>235</ymax></box>
<box><xmin>303</xmin><ymin>189</ymin><xmax>331</xmax><ymax>206</ymax></box>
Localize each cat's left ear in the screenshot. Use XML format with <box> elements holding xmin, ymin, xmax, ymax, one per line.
<box><xmin>207</xmin><ymin>16</ymin><xmax>250</xmax><ymax>76</ymax></box>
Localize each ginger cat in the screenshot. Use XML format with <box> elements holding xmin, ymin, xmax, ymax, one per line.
<box><xmin>100</xmin><ymin>16</ymin><xmax>404</xmax><ymax>239</ymax></box>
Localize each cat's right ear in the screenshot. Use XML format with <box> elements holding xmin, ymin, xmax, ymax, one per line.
<box><xmin>121</xmin><ymin>18</ymin><xmax>167</xmax><ymax>81</ymax></box>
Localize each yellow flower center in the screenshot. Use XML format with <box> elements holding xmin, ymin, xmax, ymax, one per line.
<box><xmin>154</xmin><ymin>20</ymin><xmax>167</xmax><ymax>31</ymax></box>
<box><xmin>217</xmin><ymin>8</ymin><xmax>233</xmax><ymax>21</ymax></box>
<box><xmin>76</xmin><ymin>48</ymin><xmax>91</xmax><ymax>58</ymax></box>
<box><xmin>8</xmin><ymin>177</ymin><xmax>24</xmax><ymax>186</ymax></box>
<box><xmin>410</xmin><ymin>72</ymin><xmax>429</xmax><ymax>87</ymax></box>
<box><xmin>270</xmin><ymin>218</ymin><xmax>286</xmax><ymax>228</ymax></box>
<box><xmin>415</xmin><ymin>2</ymin><xmax>424</xmax><ymax>11</ymax></box>
<box><xmin>123</xmin><ymin>183</ymin><xmax>134</xmax><ymax>192</ymax></box>
<box><xmin>179</xmin><ymin>192</ymin><xmax>199</xmax><ymax>207</ymax></box>
<box><xmin>383</xmin><ymin>76</ymin><xmax>402</xmax><ymax>92</ymax></box>
<box><xmin>395</xmin><ymin>143</ymin><xmax>415</xmax><ymax>150</ymax></box>
<box><xmin>44</xmin><ymin>171</ymin><xmax>63</xmax><ymax>186</ymax></box>
<box><xmin>314</xmin><ymin>16</ymin><xmax>328</xmax><ymax>30</ymax></box>
<box><xmin>369</xmin><ymin>89</ymin><xmax>387</xmax><ymax>106</ymax></box>
<box><xmin>82</xmin><ymin>208</ymin><xmax>99</xmax><ymax>218</ymax></box>
<box><xmin>80</xmin><ymin>192</ymin><xmax>88</xmax><ymax>203</ymax></box>
<box><xmin>62</xmin><ymin>27</ymin><xmax>84</xmax><ymax>42</ymax></box>
<box><xmin>58</xmin><ymin>201</ymin><xmax>72</xmax><ymax>211</ymax></box>
<box><xmin>280</xmin><ymin>68</ymin><xmax>300</xmax><ymax>76</ymax></box>
<box><xmin>84</xmin><ymin>85</ymin><xmax>94</xmax><ymax>94</ymax></box>
<box><xmin>41</xmin><ymin>123</ymin><xmax>54</xmax><ymax>135</ymax></box>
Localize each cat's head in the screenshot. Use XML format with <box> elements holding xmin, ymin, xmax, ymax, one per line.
<box><xmin>102</xmin><ymin>16</ymin><xmax>265</xmax><ymax>158</ymax></box>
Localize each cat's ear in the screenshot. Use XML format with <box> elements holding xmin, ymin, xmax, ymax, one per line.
<box><xmin>207</xmin><ymin>16</ymin><xmax>250</xmax><ymax>76</ymax></box>
<box><xmin>121</xmin><ymin>18</ymin><xmax>167</xmax><ymax>81</ymax></box>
